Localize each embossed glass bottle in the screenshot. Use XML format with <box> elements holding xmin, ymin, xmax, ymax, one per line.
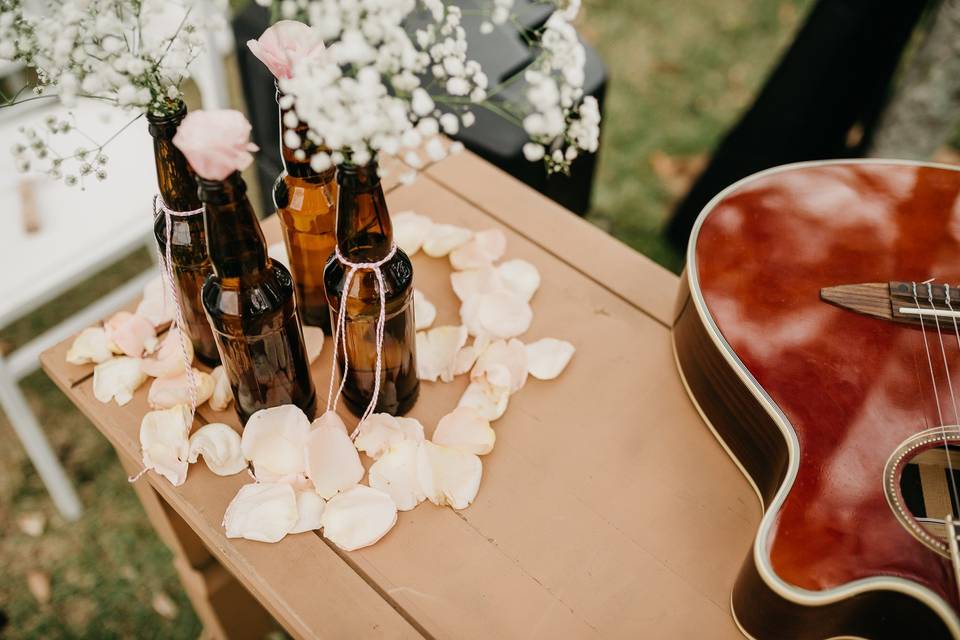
<box><xmin>148</xmin><ymin>103</ymin><xmax>220</xmax><ymax>366</ymax></box>
<box><xmin>200</xmin><ymin>171</ymin><xmax>317</xmax><ymax>423</ymax></box>
<box><xmin>323</xmin><ymin>161</ymin><xmax>419</xmax><ymax>416</ymax></box>
<box><xmin>273</xmin><ymin>88</ymin><xmax>338</xmax><ymax>333</ymax></box>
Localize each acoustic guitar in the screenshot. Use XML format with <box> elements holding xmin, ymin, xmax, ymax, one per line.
<box><xmin>673</xmin><ymin>160</ymin><xmax>960</xmax><ymax>639</ymax></box>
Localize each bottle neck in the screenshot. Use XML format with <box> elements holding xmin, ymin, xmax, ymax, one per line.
<box><xmin>336</xmin><ymin>161</ymin><xmax>393</xmax><ymax>261</ymax></box>
<box><xmin>200</xmin><ymin>172</ymin><xmax>269</xmax><ymax>279</ymax></box>
<box><xmin>148</xmin><ymin>102</ymin><xmax>202</xmax><ymax>212</ymax></box>
<box><xmin>276</xmin><ymin>87</ymin><xmax>335</xmax><ymax>182</ymax></box>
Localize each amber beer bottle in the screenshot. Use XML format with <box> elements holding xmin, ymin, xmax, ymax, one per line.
<box><xmin>200</xmin><ymin>171</ymin><xmax>317</xmax><ymax>423</ymax></box>
<box><xmin>324</xmin><ymin>161</ymin><xmax>419</xmax><ymax>416</ymax></box>
<box><xmin>273</xmin><ymin>89</ymin><xmax>338</xmax><ymax>334</ymax></box>
<box><xmin>148</xmin><ymin>104</ymin><xmax>220</xmax><ymax>366</ymax></box>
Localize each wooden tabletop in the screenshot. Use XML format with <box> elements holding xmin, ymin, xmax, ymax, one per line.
<box><xmin>40</xmin><ymin>149</ymin><xmax>759</xmax><ymax>639</ymax></box>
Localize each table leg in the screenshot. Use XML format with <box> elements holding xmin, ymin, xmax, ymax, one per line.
<box><xmin>0</xmin><ymin>354</ymin><xmax>82</xmax><ymax>521</ymax></box>
<box><xmin>117</xmin><ymin>455</ymin><xmax>276</xmax><ymax>640</ymax></box>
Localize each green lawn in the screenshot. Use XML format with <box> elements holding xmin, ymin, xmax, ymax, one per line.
<box><xmin>0</xmin><ymin>2</ymin><xmax>810</xmax><ymax>636</ymax></box>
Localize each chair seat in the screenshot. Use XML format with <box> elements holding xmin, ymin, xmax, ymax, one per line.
<box><xmin>0</xmin><ymin>102</ymin><xmax>157</xmax><ymax>327</ymax></box>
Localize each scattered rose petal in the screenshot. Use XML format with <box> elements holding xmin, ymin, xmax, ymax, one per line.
<box><xmin>267</xmin><ymin>241</ymin><xmax>290</xmax><ymax>270</ymax></box>
<box><xmin>187</xmin><ymin>423</ymin><xmax>246</xmax><ymax>476</ymax></box>
<box><xmin>416</xmin><ymin>325</ymin><xmax>469</xmax><ymax>382</ymax></box>
<box><xmin>148</xmin><ymin>369</ymin><xmax>215</xmax><ymax>410</ymax></box>
<box><xmin>289</xmin><ymin>490</ymin><xmax>326</xmax><ymax>534</ymax></box>
<box><xmin>414</xmin><ymin>289</ymin><xmax>436</xmax><ymax>330</ymax></box>
<box><xmin>476</xmin><ymin>291</ymin><xmax>533</xmax><ymax>339</ymax></box>
<box><xmin>304</xmin><ymin>411</ymin><xmax>365</xmax><ymax>499</ymax></box>
<box><xmin>16</xmin><ymin>512</ymin><xmax>45</xmax><ymax>537</ymax></box>
<box><xmin>416</xmin><ymin>441</ymin><xmax>482</xmax><ymax>509</ymax></box>
<box><xmin>368</xmin><ymin>440</ymin><xmax>425</xmax><ymax>511</ymax></box>
<box><xmin>432</xmin><ymin>407</ymin><xmax>495</xmax><ymax>455</ymax></box>
<box><xmin>458</xmin><ymin>295</ymin><xmax>485</xmax><ymax>337</ymax></box>
<box><xmin>321</xmin><ymin>485</ymin><xmax>398</xmax><ymax>551</ymax></box>
<box><xmin>26</xmin><ymin>570</ymin><xmax>51</xmax><ymax>604</ymax></box>
<box><xmin>393</xmin><ymin>211</ymin><xmax>433</xmax><ymax>256</ymax></box>
<box><xmin>526</xmin><ymin>338</ymin><xmax>576</xmax><ymax>380</ymax></box>
<box><xmin>241</xmin><ymin>405</ymin><xmax>311</xmax><ymax>483</ymax></box>
<box><xmin>140</xmin><ymin>405</ymin><xmax>192</xmax><ymax>486</ymax></box>
<box><xmin>472</xmin><ymin>338</ymin><xmax>528</xmax><ymax>394</ymax></box>
<box><xmin>66</xmin><ymin>327</ymin><xmax>112</xmax><ymax>365</ymax></box>
<box><xmin>458</xmin><ymin>379</ymin><xmax>509</xmax><ymax>421</ymax></box>
<box><xmin>422</xmin><ymin>223</ymin><xmax>472</xmax><ymax>257</ymax></box>
<box><xmin>497</xmin><ymin>259</ymin><xmax>541</xmax><ymax>302</ymax></box>
<box><xmin>209</xmin><ymin>366</ymin><xmax>233</xmax><ymax>411</ymax></box>
<box><xmin>449</xmin><ymin>229</ymin><xmax>507</xmax><ymax>270</ymax></box>
<box><xmin>141</xmin><ymin>328</ymin><xmax>193</xmax><ymax>379</ymax></box>
<box><xmin>223</xmin><ymin>482</ymin><xmax>298</xmax><ymax>543</ymax></box>
<box><xmin>303</xmin><ymin>326</ymin><xmax>325</xmax><ymax>362</ymax></box>
<box><xmin>93</xmin><ymin>357</ymin><xmax>147</xmax><ymax>406</ymax></box>
<box><xmin>136</xmin><ymin>276</ymin><xmax>173</xmax><ymax>328</ymax></box>
<box><xmin>104</xmin><ymin>311</ymin><xmax>158</xmax><ymax>357</ymax></box>
<box><xmin>450</xmin><ymin>267</ymin><xmax>504</xmax><ymax>303</ymax></box>
<box><xmin>354</xmin><ymin>413</ymin><xmax>425</xmax><ymax>460</ymax></box>
<box><xmin>151</xmin><ymin>591</ymin><xmax>178</xmax><ymax>620</ymax></box>
<box><xmin>453</xmin><ymin>334</ymin><xmax>491</xmax><ymax>376</ymax></box>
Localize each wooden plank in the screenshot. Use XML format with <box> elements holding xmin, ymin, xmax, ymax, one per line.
<box><xmin>425</xmin><ymin>150</ymin><xmax>679</xmax><ymax>327</ymax></box>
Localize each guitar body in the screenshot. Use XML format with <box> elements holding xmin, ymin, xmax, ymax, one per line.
<box><xmin>673</xmin><ymin>160</ymin><xmax>960</xmax><ymax>639</ymax></box>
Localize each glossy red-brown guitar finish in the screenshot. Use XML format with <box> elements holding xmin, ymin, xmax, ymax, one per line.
<box><xmin>676</xmin><ymin>161</ymin><xmax>960</xmax><ymax>638</ymax></box>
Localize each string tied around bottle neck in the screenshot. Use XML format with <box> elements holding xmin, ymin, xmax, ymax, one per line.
<box><xmin>152</xmin><ymin>195</ymin><xmax>202</xmax><ymax>420</ymax></box>
<box><xmin>327</xmin><ymin>243</ymin><xmax>398</xmax><ymax>436</ymax></box>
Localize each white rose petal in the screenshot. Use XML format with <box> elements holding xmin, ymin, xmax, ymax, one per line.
<box><xmin>289</xmin><ymin>490</ymin><xmax>326</xmax><ymax>534</ymax></box>
<box><xmin>148</xmin><ymin>369</ymin><xmax>215</xmax><ymax>410</ymax></box>
<box><xmin>223</xmin><ymin>482</ymin><xmax>298</xmax><ymax>543</ymax></box>
<box><xmin>458</xmin><ymin>379</ymin><xmax>509</xmax><ymax>421</ymax></box>
<box><xmin>476</xmin><ymin>291</ymin><xmax>533</xmax><ymax>339</ymax></box>
<box><xmin>141</xmin><ymin>328</ymin><xmax>194</xmax><ymax>379</ymax></box>
<box><xmin>209</xmin><ymin>366</ymin><xmax>233</xmax><ymax>411</ymax></box>
<box><xmin>496</xmin><ymin>259</ymin><xmax>541</xmax><ymax>302</ymax></box>
<box><xmin>416</xmin><ymin>325</ymin><xmax>469</xmax><ymax>383</ymax></box>
<box><xmin>526</xmin><ymin>338</ymin><xmax>576</xmax><ymax>380</ymax></box>
<box><xmin>368</xmin><ymin>440</ymin><xmax>424</xmax><ymax>511</ymax></box>
<box><xmin>354</xmin><ymin>413</ymin><xmax>425</xmax><ymax>460</ymax></box>
<box><xmin>140</xmin><ymin>405</ymin><xmax>192</xmax><ymax>486</ymax></box>
<box><xmin>449</xmin><ymin>229</ymin><xmax>507</xmax><ymax>270</ymax></box>
<box><xmin>450</xmin><ymin>267</ymin><xmax>504</xmax><ymax>303</ymax></box>
<box><xmin>241</xmin><ymin>405</ymin><xmax>311</xmax><ymax>483</ymax></box>
<box><xmin>472</xmin><ymin>338</ymin><xmax>528</xmax><ymax>394</ymax></box>
<box><xmin>135</xmin><ymin>276</ymin><xmax>173</xmax><ymax>327</ymax></box>
<box><xmin>414</xmin><ymin>289</ymin><xmax>436</xmax><ymax>330</ymax></box>
<box><xmin>93</xmin><ymin>357</ymin><xmax>147</xmax><ymax>406</ymax></box>
<box><xmin>321</xmin><ymin>485</ymin><xmax>398</xmax><ymax>551</ymax></box>
<box><xmin>432</xmin><ymin>406</ymin><xmax>495</xmax><ymax>455</ymax></box>
<box><xmin>393</xmin><ymin>210</ymin><xmax>433</xmax><ymax>256</ymax></box>
<box><xmin>187</xmin><ymin>422</ymin><xmax>246</xmax><ymax>476</ymax></box>
<box><xmin>66</xmin><ymin>327</ymin><xmax>113</xmax><ymax>365</ymax></box>
<box><xmin>422</xmin><ymin>223</ymin><xmax>472</xmax><ymax>257</ymax></box>
<box><xmin>416</xmin><ymin>441</ymin><xmax>482</xmax><ymax>509</ymax></box>
<box><xmin>304</xmin><ymin>411</ymin><xmax>365</xmax><ymax>499</ymax></box>
<box><xmin>303</xmin><ymin>326</ymin><xmax>325</xmax><ymax>363</ymax></box>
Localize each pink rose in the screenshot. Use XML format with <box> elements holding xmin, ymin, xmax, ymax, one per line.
<box><xmin>172</xmin><ymin>109</ymin><xmax>259</xmax><ymax>181</ymax></box>
<box><xmin>247</xmin><ymin>20</ymin><xmax>325</xmax><ymax>80</ymax></box>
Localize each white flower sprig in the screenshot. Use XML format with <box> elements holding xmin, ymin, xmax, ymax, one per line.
<box><xmin>266</xmin><ymin>0</ymin><xmax>600</xmax><ymax>175</ymax></box>
<box><xmin>1</xmin><ymin>0</ymin><xmax>223</xmax><ymax>186</ymax></box>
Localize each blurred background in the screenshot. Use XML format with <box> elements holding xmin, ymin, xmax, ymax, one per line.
<box><xmin>4</xmin><ymin>0</ymin><xmax>960</xmax><ymax>636</ymax></box>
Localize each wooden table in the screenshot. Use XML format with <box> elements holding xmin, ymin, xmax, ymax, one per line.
<box><xmin>40</xmin><ymin>150</ymin><xmax>760</xmax><ymax>639</ymax></box>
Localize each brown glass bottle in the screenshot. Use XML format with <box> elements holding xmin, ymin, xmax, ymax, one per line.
<box><xmin>149</xmin><ymin>105</ymin><xmax>221</xmax><ymax>366</ymax></box>
<box><xmin>200</xmin><ymin>171</ymin><xmax>317</xmax><ymax>424</ymax></box>
<box><xmin>323</xmin><ymin>161</ymin><xmax>419</xmax><ymax>416</ymax></box>
<box><xmin>273</xmin><ymin>88</ymin><xmax>338</xmax><ymax>334</ymax></box>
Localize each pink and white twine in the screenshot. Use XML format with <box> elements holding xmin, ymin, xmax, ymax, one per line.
<box><xmin>326</xmin><ymin>243</ymin><xmax>398</xmax><ymax>437</ymax></box>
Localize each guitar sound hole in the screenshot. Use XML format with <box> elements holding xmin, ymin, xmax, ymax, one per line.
<box><xmin>885</xmin><ymin>428</ymin><xmax>960</xmax><ymax>558</ymax></box>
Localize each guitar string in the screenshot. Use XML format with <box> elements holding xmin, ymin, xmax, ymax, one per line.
<box><xmin>941</xmin><ymin>283</ymin><xmax>960</xmax><ymax>516</ymax></box>
<box><xmin>913</xmin><ymin>281</ymin><xmax>960</xmax><ymax>518</ymax></box>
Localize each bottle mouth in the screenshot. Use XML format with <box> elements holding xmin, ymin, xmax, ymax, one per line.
<box><xmin>147</xmin><ymin>101</ymin><xmax>188</xmax><ymax>136</ymax></box>
<box><xmin>197</xmin><ymin>172</ymin><xmax>247</xmax><ymax>203</ymax></box>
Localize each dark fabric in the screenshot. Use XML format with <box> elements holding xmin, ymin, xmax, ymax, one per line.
<box><xmin>666</xmin><ymin>0</ymin><xmax>931</xmax><ymax>250</ymax></box>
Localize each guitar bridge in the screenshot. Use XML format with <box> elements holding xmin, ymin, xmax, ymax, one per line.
<box><xmin>821</xmin><ymin>281</ymin><xmax>960</xmax><ymax>328</ymax></box>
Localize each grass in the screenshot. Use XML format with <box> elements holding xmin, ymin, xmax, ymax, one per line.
<box><xmin>0</xmin><ymin>2</ymin><xmax>811</xmax><ymax>636</ymax></box>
